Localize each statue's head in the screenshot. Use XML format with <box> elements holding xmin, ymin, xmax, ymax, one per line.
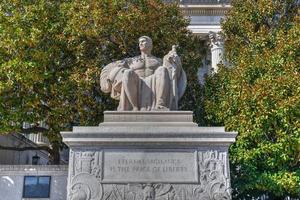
<box><xmin>139</xmin><ymin>36</ymin><xmax>153</xmax><ymax>53</ymax></box>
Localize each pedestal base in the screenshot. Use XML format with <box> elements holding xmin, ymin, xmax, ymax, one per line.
<box><xmin>62</xmin><ymin>111</ymin><xmax>237</xmax><ymax>200</ymax></box>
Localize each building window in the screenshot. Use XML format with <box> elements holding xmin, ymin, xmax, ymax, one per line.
<box><xmin>23</xmin><ymin>176</ymin><xmax>51</xmax><ymax>198</ymax></box>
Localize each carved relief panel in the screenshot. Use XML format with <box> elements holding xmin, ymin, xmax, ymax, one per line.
<box><xmin>68</xmin><ymin>150</ymin><xmax>103</xmax><ymax>200</ymax></box>
<box><xmin>67</xmin><ymin>149</ymin><xmax>231</xmax><ymax>200</ymax></box>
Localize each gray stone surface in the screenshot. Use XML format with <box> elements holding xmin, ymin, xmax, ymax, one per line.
<box><xmin>62</xmin><ymin>111</ymin><xmax>237</xmax><ymax>200</ymax></box>
<box><xmin>103</xmin><ymin>151</ymin><xmax>198</xmax><ymax>183</ymax></box>
<box><xmin>103</xmin><ymin>111</ymin><xmax>195</xmax><ymax>123</ymax></box>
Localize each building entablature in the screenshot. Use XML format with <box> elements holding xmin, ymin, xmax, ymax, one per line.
<box><xmin>164</xmin><ymin>0</ymin><xmax>231</xmax><ymax>35</ymax></box>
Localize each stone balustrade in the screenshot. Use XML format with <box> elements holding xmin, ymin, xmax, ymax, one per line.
<box><xmin>25</xmin><ymin>132</ymin><xmax>49</xmax><ymax>146</ymax></box>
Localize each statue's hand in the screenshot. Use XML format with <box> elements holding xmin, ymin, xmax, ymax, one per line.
<box><xmin>164</xmin><ymin>50</ymin><xmax>182</xmax><ymax>80</ymax></box>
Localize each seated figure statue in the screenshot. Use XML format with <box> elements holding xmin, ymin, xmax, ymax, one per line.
<box><xmin>100</xmin><ymin>36</ymin><xmax>186</xmax><ymax>111</ymax></box>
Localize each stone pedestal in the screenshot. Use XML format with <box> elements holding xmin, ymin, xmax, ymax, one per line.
<box><xmin>61</xmin><ymin>111</ymin><xmax>237</xmax><ymax>200</ymax></box>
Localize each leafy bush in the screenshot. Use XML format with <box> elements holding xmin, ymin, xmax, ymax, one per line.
<box><xmin>204</xmin><ymin>0</ymin><xmax>300</xmax><ymax>198</ymax></box>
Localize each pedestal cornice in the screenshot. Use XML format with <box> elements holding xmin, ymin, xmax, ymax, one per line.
<box><xmin>61</xmin><ymin>111</ymin><xmax>237</xmax><ymax>148</ymax></box>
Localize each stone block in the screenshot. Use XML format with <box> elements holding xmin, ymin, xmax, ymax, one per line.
<box><xmin>61</xmin><ymin>111</ymin><xmax>237</xmax><ymax>200</ymax></box>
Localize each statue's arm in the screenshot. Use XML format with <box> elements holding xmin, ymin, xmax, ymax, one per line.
<box><xmin>162</xmin><ymin>46</ymin><xmax>187</xmax><ymax>99</ymax></box>
<box><xmin>163</xmin><ymin>48</ymin><xmax>182</xmax><ymax>80</ymax></box>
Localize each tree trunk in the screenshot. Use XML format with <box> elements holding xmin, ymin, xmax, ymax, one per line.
<box><xmin>49</xmin><ymin>141</ymin><xmax>61</xmax><ymax>165</ymax></box>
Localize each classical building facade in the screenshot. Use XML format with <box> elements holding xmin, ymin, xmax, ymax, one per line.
<box><xmin>166</xmin><ymin>0</ymin><xmax>228</xmax><ymax>82</ymax></box>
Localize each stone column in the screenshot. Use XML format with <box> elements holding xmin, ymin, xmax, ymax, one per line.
<box><xmin>209</xmin><ymin>31</ymin><xmax>224</xmax><ymax>73</ymax></box>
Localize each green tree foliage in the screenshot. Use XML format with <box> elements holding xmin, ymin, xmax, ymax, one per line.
<box><xmin>0</xmin><ymin>0</ymin><xmax>204</xmax><ymax>163</ymax></box>
<box><xmin>204</xmin><ymin>0</ymin><xmax>300</xmax><ymax>198</ymax></box>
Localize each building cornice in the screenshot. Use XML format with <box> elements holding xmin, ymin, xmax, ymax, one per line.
<box><xmin>180</xmin><ymin>5</ymin><xmax>231</xmax><ymax>16</ymax></box>
<box><xmin>0</xmin><ymin>165</ymin><xmax>68</xmax><ymax>175</ymax></box>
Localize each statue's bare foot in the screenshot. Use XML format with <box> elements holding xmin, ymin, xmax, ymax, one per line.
<box><xmin>154</xmin><ymin>106</ymin><xmax>169</xmax><ymax>111</ymax></box>
<box><xmin>132</xmin><ymin>107</ymin><xmax>139</xmax><ymax>111</ymax></box>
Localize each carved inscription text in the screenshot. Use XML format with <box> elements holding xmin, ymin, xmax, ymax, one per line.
<box><xmin>103</xmin><ymin>151</ymin><xmax>198</xmax><ymax>183</ymax></box>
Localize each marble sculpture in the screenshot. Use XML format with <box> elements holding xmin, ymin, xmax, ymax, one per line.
<box><xmin>100</xmin><ymin>36</ymin><xmax>186</xmax><ymax>111</ymax></box>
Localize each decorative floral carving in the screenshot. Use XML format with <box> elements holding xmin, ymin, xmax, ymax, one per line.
<box><xmin>196</xmin><ymin>151</ymin><xmax>231</xmax><ymax>200</ymax></box>
<box><xmin>102</xmin><ymin>184</ymin><xmax>175</xmax><ymax>200</ymax></box>
<box><xmin>91</xmin><ymin>165</ymin><xmax>102</xmax><ymax>179</ymax></box>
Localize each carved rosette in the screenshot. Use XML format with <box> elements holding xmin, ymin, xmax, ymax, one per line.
<box><xmin>68</xmin><ymin>151</ymin><xmax>103</xmax><ymax>200</ymax></box>
<box><xmin>70</xmin><ymin>173</ymin><xmax>103</xmax><ymax>200</ymax></box>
